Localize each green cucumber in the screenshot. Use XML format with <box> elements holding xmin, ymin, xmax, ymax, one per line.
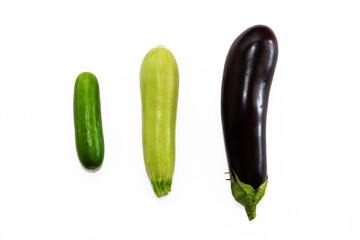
<box><xmin>140</xmin><ymin>46</ymin><xmax>179</xmax><ymax>197</ymax></box>
<box><xmin>73</xmin><ymin>72</ymin><xmax>104</xmax><ymax>170</ymax></box>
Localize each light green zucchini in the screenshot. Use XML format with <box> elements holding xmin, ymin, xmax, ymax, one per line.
<box><xmin>74</xmin><ymin>72</ymin><xmax>104</xmax><ymax>170</ymax></box>
<box><xmin>140</xmin><ymin>46</ymin><xmax>179</xmax><ymax>197</ymax></box>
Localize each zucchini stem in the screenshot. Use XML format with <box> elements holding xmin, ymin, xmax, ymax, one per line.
<box><xmin>151</xmin><ymin>178</ymin><xmax>172</xmax><ymax>197</ymax></box>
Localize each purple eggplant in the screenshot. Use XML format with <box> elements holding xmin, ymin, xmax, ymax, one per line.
<box><xmin>221</xmin><ymin>25</ymin><xmax>278</xmax><ymax>220</ymax></box>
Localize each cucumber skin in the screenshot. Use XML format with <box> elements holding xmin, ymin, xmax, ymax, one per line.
<box><xmin>74</xmin><ymin>72</ymin><xmax>104</xmax><ymax>170</ymax></box>
<box><xmin>140</xmin><ymin>47</ymin><xmax>179</xmax><ymax>197</ymax></box>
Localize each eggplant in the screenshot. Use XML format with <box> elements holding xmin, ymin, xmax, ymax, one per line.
<box><xmin>221</xmin><ymin>25</ymin><xmax>278</xmax><ymax>220</ymax></box>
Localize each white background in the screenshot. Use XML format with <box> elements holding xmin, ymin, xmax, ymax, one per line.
<box><xmin>0</xmin><ymin>0</ymin><xmax>359</xmax><ymax>239</ymax></box>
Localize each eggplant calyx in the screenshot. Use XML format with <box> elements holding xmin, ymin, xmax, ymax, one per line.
<box><xmin>151</xmin><ymin>178</ymin><xmax>172</xmax><ymax>198</ymax></box>
<box><xmin>230</xmin><ymin>172</ymin><xmax>268</xmax><ymax>221</ymax></box>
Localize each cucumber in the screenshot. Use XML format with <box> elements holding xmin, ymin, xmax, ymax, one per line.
<box><xmin>140</xmin><ymin>46</ymin><xmax>179</xmax><ymax>197</ymax></box>
<box><xmin>73</xmin><ymin>72</ymin><xmax>104</xmax><ymax>170</ymax></box>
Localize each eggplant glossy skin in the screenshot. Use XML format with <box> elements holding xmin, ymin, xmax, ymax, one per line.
<box><xmin>221</xmin><ymin>25</ymin><xmax>278</xmax><ymax>189</ymax></box>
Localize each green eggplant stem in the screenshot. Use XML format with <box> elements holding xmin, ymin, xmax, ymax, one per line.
<box><xmin>230</xmin><ymin>172</ymin><xmax>268</xmax><ymax>221</ymax></box>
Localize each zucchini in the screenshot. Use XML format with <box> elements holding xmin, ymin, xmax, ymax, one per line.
<box><xmin>140</xmin><ymin>46</ymin><xmax>179</xmax><ymax>197</ymax></box>
<box><xmin>74</xmin><ymin>72</ymin><xmax>105</xmax><ymax>170</ymax></box>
